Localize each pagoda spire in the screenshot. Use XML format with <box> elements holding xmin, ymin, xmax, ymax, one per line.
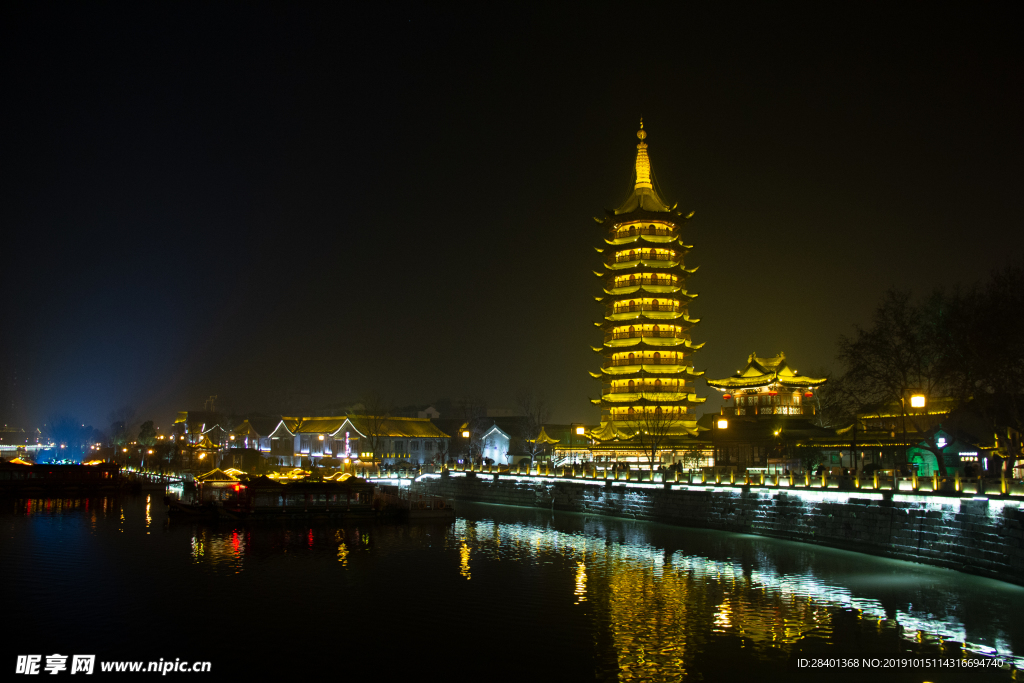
<box><xmin>615</xmin><ymin>119</ymin><xmax>670</xmax><ymax>214</ymax></box>
<box><xmin>634</xmin><ymin>119</ymin><xmax>653</xmax><ymax>191</ymax></box>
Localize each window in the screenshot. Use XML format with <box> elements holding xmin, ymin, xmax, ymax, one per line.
<box><xmin>394</xmin><ymin>440</ymin><xmax>405</xmax><ymax>452</ymax></box>
<box><xmin>410</xmin><ymin>440</ymin><xmax>420</xmax><ymax>451</ymax></box>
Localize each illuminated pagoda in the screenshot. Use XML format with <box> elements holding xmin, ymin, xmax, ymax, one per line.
<box><xmin>706</xmin><ymin>352</ymin><xmax>826</xmax><ymax>417</ymax></box>
<box><xmin>588</xmin><ymin>122</ymin><xmax>705</xmax><ymax>458</ymax></box>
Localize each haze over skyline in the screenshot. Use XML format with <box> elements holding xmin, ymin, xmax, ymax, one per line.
<box><xmin>3</xmin><ymin>5</ymin><xmax>1021</xmax><ymax>430</ymax></box>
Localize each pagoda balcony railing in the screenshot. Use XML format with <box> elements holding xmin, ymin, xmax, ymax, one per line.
<box><xmin>606</xmin><ymin>386</ymin><xmax>683</xmax><ymax>394</ymax></box>
<box><xmin>610</xmin><ymin>252</ymin><xmax>676</xmax><ymax>264</ymax></box>
<box><xmin>605</xmin><ymin>357</ymin><xmax>683</xmax><ymax>367</ymax></box>
<box><xmin>612</xmin><ymin>277</ymin><xmax>678</xmax><ymax>288</ymax></box>
<box><xmin>612</xmin><ymin>303</ymin><xmax>680</xmax><ymax>314</ymax></box>
<box><xmin>614</xmin><ymin>226</ymin><xmax>675</xmax><ymax>238</ymax></box>
<box><xmin>606</xmin><ymin>330</ymin><xmax>684</xmax><ymax>341</ymax></box>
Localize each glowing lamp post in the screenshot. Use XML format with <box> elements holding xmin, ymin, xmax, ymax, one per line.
<box><xmin>462</xmin><ymin>430</ymin><xmax>471</xmax><ymax>465</ymax></box>
<box><xmin>902</xmin><ymin>392</ymin><xmax>926</xmax><ymax>474</ymax></box>
<box><xmin>712</xmin><ymin>416</ymin><xmax>727</xmax><ymax>471</ymax></box>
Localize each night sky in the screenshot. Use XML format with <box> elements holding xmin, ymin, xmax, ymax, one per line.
<box><xmin>3</xmin><ymin>4</ymin><xmax>1021</xmax><ymax>430</ymax></box>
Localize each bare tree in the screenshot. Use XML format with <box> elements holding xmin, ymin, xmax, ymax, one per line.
<box><xmin>353</xmin><ymin>393</ymin><xmax>395</xmax><ymax>463</ymax></box>
<box><xmin>806</xmin><ymin>369</ymin><xmax>854</xmax><ymax>430</ymax></box>
<box><xmin>108</xmin><ymin>406</ymin><xmax>138</xmax><ymax>463</ymax></box>
<box><xmin>455</xmin><ymin>397</ymin><xmax>487</xmax><ymax>463</ymax></box>
<box><xmin>434</xmin><ymin>434</ymin><xmax>454</xmax><ymax>467</ymax></box>
<box><xmin>629</xmin><ymin>398</ymin><xmax>682</xmax><ymax>471</ymax></box>
<box><xmin>837</xmin><ymin>289</ymin><xmax>950</xmax><ymax>474</ymax></box>
<box><xmin>514</xmin><ymin>389</ymin><xmax>551</xmax><ymax>462</ymax></box>
<box><xmin>930</xmin><ymin>265</ymin><xmax>1024</xmax><ymax>475</ymax></box>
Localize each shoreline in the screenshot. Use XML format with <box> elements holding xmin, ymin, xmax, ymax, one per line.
<box><xmin>414</xmin><ymin>471</ymin><xmax>1024</xmax><ymax>586</ymax></box>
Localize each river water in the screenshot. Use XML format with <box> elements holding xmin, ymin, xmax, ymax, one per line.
<box><xmin>2</xmin><ymin>493</ymin><xmax>1022</xmax><ymax>681</ymax></box>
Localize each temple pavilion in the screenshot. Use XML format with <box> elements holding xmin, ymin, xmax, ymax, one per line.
<box><xmin>706</xmin><ymin>352</ymin><xmax>827</xmax><ymax>417</ymax></box>
<box><xmin>585</xmin><ymin>122</ymin><xmax>706</xmax><ymax>464</ymax></box>
<box><xmin>704</xmin><ymin>352</ymin><xmax>830</xmax><ymax>473</ymax></box>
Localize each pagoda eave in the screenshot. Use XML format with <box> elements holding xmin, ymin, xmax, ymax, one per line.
<box><xmin>604</xmin><ymin>338</ymin><xmax>693</xmax><ymax>349</ymax></box>
<box><xmin>600</xmin><ymin>393</ymin><xmax>702</xmax><ymax>404</ymax></box>
<box><xmin>605</xmin><ymin>259</ymin><xmax>683</xmax><ymax>271</ymax></box>
<box><xmin>605</xmin><ymin>235</ymin><xmax>683</xmax><ymax>248</ymax></box>
<box><xmin>607</xmin><ymin>207</ymin><xmax>691</xmax><ymax>222</ymax></box>
<box><xmin>602</xmin><ymin>339</ymin><xmax>695</xmax><ymax>352</ymax></box>
<box><xmin>604</xmin><ymin>285</ymin><xmax>691</xmax><ymax>297</ymax></box>
<box><xmin>600</xmin><ymin>365</ymin><xmax>703</xmax><ymax>377</ymax></box>
<box><xmin>707</xmin><ymin>377</ymin><xmax>828</xmax><ymax>390</ymax></box>
<box><xmin>604</xmin><ymin>311</ymin><xmax>695</xmax><ymax>322</ymax></box>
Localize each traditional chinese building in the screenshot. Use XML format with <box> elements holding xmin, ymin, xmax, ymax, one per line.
<box><xmin>588</xmin><ymin>123</ymin><xmax>705</xmax><ymax>461</ymax></box>
<box><xmin>704</xmin><ymin>352</ymin><xmax>830</xmax><ymax>473</ymax></box>
<box><xmin>707</xmin><ymin>352</ymin><xmax>826</xmax><ymax>418</ymax></box>
<box><xmin>264</xmin><ymin>416</ymin><xmax>449</xmax><ymax>468</ymax></box>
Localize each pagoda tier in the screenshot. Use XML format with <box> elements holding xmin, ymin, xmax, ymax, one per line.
<box><xmin>601</xmin><ymin>282</ymin><xmax>698</xmax><ymax>296</ymax></box>
<box><xmin>590</xmin><ymin>123</ymin><xmax>705</xmax><ymax>437</ymax></box>
<box><xmin>603</xmin><ymin>234</ymin><xmax>690</xmax><ymax>248</ymax></box>
<box><xmin>602</xmin><ymin>303</ymin><xmax>700</xmax><ymax>323</ymax></box>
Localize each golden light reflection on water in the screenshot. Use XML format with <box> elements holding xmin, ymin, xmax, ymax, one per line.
<box><xmin>449</xmin><ymin>518</ymin><xmax>1019</xmax><ymax>678</ymax></box>
<box><xmin>191</xmin><ymin>534</ymin><xmax>204</xmax><ymax>561</ymax></box>
<box><xmin>574</xmin><ymin>561</ymin><xmax>587</xmax><ymax>604</ymax></box>
<box><xmin>336</xmin><ymin>529</ymin><xmax>349</xmax><ymax>567</ymax></box>
<box><xmin>459</xmin><ymin>540</ymin><xmax>471</xmax><ymax>580</ymax></box>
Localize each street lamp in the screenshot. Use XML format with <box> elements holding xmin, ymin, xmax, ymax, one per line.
<box><xmin>569</xmin><ymin>423</ymin><xmax>585</xmax><ymax>466</ymax></box>
<box><xmin>712</xmin><ymin>416</ymin><xmax>727</xmax><ymax>472</ymax></box>
<box><xmin>462</xmin><ymin>430</ymin><xmax>471</xmax><ymax>465</ymax></box>
<box><xmin>902</xmin><ymin>391</ymin><xmax>926</xmax><ymax>473</ymax></box>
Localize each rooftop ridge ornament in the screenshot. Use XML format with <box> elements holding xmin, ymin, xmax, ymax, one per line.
<box><xmin>634</xmin><ymin>119</ymin><xmax>653</xmax><ymax>191</ymax></box>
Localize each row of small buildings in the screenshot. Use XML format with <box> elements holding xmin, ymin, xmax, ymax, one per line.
<box><xmin>168</xmin><ymin>348</ymin><xmax>1014</xmax><ymax>477</ymax></box>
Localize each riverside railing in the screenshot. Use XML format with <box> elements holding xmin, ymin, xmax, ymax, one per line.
<box><xmin>433</xmin><ymin>462</ymin><xmax>1024</xmax><ymax>498</ymax></box>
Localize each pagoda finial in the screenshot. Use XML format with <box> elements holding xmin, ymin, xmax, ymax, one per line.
<box><xmin>634</xmin><ymin>119</ymin><xmax>652</xmax><ymax>191</ymax></box>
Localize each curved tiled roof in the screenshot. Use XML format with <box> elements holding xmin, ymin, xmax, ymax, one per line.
<box><xmin>706</xmin><ymin>352</ymin><xmax>828</xmax><ymax>390</ymax></box>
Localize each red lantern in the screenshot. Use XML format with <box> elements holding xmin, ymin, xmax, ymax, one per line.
<box><xmin>804</xmin><ymin>391</ymin><xmax>813</xmax><ymax>398</ymax></box>
<box><xmin>722</xmin><ymin>394</ymin><xmax>732</xmax><ymax>400</ymax></box>
<box><xmin>768</xmin><ymin>391</ymin><xmax>778</xmax><ymax>397</ymax></box>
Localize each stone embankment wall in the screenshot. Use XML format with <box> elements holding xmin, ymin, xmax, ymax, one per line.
<box><xmin>414</xmin><ymin>473</ymin><xmax>1024</xmax><ymax>585</ymax></box>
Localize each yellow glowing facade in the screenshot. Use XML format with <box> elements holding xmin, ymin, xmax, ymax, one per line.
<box><xmin>591</xmin><ymin>123</ymin><xmax>705</xmax><ymax>438</ymax></box>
